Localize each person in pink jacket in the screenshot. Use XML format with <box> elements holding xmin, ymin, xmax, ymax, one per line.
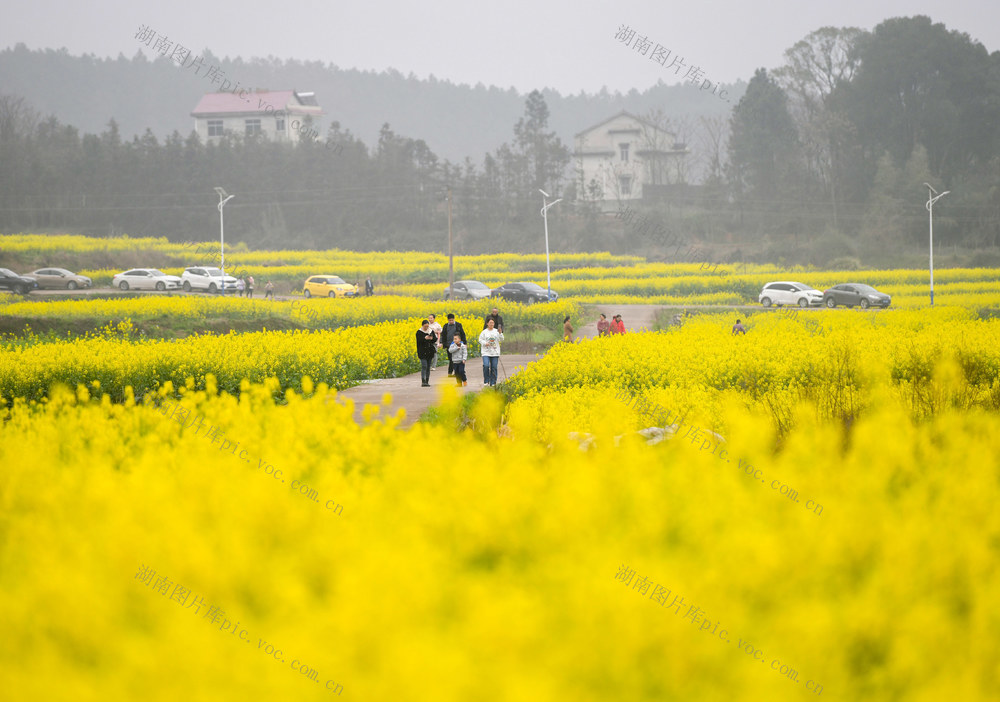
<box><xmin>596</xmin><ymin>313</ymin><xmax>610</xmax><ymax>337</ymax></box>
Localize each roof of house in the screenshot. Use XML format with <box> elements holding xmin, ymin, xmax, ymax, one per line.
<box><xmin>574</xmin><ymin>110</ymin><xmax>675</xmax><ymax>139</ymax></box>
<box><xmin>191</xmin><ymin>90</ymin><xmax>324</xmax><ymax>117</ymax></box>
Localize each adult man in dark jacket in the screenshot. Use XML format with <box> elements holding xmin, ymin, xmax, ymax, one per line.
<box><xmin>440</xmin><ymin>313</ymin><xmax>467</xmax><ymax>376</ymax></box>
<box><xmin>483</xmin><ymin>307</ymin><xmax>504</xmax><ymax>333</ymax></box>
<box><xmin>415</xmin><ymin>319</ymin><xmax>437</xmax><ymax>387</ymax></box>
<box><xmin>365</xmin><ymin>277</ymin><xmax>374</xmax><ymax>296</ymax></box>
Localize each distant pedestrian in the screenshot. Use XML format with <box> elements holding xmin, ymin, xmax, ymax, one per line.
<box><xmin>365</xmin><ymin>276</ymin><xmax>374</xmax><ymax>296</ymax></box>
<box><xmin>483</xmin><ymin>307</ymin><xmax>504</xmax><ymax>333</ymax></box>
<box><xmin>236</xmin><ymin>277</ymin><xmax>246</xmax><ymax>297</ymax></box>
<box><xmin>440</xmin><ymin>313</ymin><xmax>467</xmax><ymax>376</ymax></box>
<box><xmin>614</xmin><ymin>315</ymin><xmax>626</xmax><ymax>334</ymax></box>
<box><xmin>246</xmin><ymin>275</ymin><xmax>255</xmax><ymax>298</ymax></box>
<box><xmin>264</xmin><ymin>280</ymin><xmax>275</xmax><ymax>299</ymax></box>
<box><xmin>596</xmin><ymin>313</ymin><xmax>610</xmax><ymax>337</ymax></box>
<box><xmin>449</xmin><ymin>334</ymin><xmax>469</xmax><ymax>387</ymax></box>
<box><xmin>563</xmin><ymin>316</ymin><xmax>574</xmax><ymax>342</ymax></box>
<box><xmin>416</xmin><ymin>319</ymin><xmax>437</xmax><ymax>387</ymax></box>
<box><xmin>732</xmin><ymin>319</ymin><xmax>747</xmax><ymax>335</ymax></box>
<box><xmin>428</xmin><ymin>313</ymin><xmax>443</xmax><ymax>370</ymax></box>
<box><xmin>479</xmin><ymin>318</ymin><xmax>504</xmax><ymax>386</ymax></box>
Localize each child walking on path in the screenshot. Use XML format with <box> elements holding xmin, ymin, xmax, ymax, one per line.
<box><xmin>448</xmin><ymin>335</ymin><xmax>468</xmax><ymax>386</ymax></box>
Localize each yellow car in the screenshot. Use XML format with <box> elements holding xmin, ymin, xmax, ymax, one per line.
<box><xmin>302</xmin><ymin>275</ymin><xmax>358</xmax><ymax>298</ymax></box>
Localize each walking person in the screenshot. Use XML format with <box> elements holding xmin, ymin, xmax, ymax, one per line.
<box><xmin>440</xmin><ymin>313</ymin><xmax>466</xmax><ymax>376</ymax></box>
<box><xmin>365</xmin><ymin>276</ymin><xmax>374</xmax><ymax>297</ymax></box>
<box><xmin>428</xmin><ymin>313</ymin><xmax>443</xmax><ymax>370</ymax></box>
<box><xmin>483</xmin><ymin>307</ymin><xmax>504</xmax><ymax>333</ymax></box>
<box><xmin>478</xmin><ymin>318</ymin><xmax>504</xmax><ymax>387</ymax></box>
<box><xmin>563</xmin><ymin>316</ymin><xmax>574</xmax><ymax>342</ymax></box>
<box><xmin>614</xmin><ymin>315</ymin><xmax>626</xmax><ymax>335</ymax></box>
<box><xmin>236</xmin><ymin>277</ymin><xmax>246</xmax><ymax>297</ymax></box>
<box><xmin>246</xmin><ymin>275</ymin><xmax>255</xmax><ymax>298</ymax></box>
<box><xmin>264</xmin><ymin>280</ymin><xmax>275</xmax><ymax>299</ymax></box>
<box><xmin>596</xmin><ymin>313</ymin><xmax>610</xmax><ymax>337</ymax></box>
<box><xmin>732</xmin><ymin>319</ymin><xmax>747</xmax><ymax>335</ymax></box>
<box><xmin>416</xmin><ymin>319</ymin><xmax>437</xmax><ymax>387</ymax></box>
<box><xmin>449</xmin><ymin>334</ymin><xmax>469</xmax><ymax>387</ymax></box>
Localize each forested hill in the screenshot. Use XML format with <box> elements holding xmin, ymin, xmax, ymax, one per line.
<box><xmin>0</xmin><ymin>42</ymin><xmax>742</xmax><ymax>161</ymax></box>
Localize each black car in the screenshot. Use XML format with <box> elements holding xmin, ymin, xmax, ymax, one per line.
<box><xmin>491</xmin><ymin>282</ymin><xmax>558</xmax><ymax>305</ymax></box>
<box><xmin>822</xmin><ymin>283</ymin><xmax>891</xmax><ymax>309</ymax></box>
<box><xmin>0</xmin><ymin>268</ymin><xmax>39</xmax><ymax>295</ymax></box>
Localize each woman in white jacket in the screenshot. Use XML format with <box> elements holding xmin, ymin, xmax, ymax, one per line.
<box><xmin>478</xmin><ymin>318</ymin><xmax>504</xmax><ymax>386</ymax></box>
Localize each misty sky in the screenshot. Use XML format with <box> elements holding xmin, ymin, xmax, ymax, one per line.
<box><xmin>3</xmin><ymin>0</ymin><xmax>998</xmax><ymax>95</ymax></box>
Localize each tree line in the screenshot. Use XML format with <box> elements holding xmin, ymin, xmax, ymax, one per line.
<box><xmin>1</xmin><ymin>15</ymin><xmax>999</xmax><ymax>265</ymax></box>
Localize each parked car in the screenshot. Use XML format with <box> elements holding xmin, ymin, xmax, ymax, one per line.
<box><xmin>822</xmin><ymin>283</ymin><xmax>891</xmax><ymax>309</ymax></box>
<box><xmin>112</xmin><ymin>269</ymin><xmax>182</xmax><ymax>291</ymax></box>
<box><xmin>0</xmin><ymin>268</ymin><xmax>39</xmax><ymax>295</ymax></box>
<box><xmin>491</xmin><ymin>282</ymin><xmax>558</xmax><ymax>305</ymax></box>
<box><xmin>181</xmin><ymin>266</ymin><xmax>239</xmax><ymax>293</ymax></box>
<box><xmin>24</xmin><ymin>267</ymin><xmax>92</xmax><ymax>290</ymax></box>
<box><xmin>443</xmin><ymin>280</ymin><xmax>492</xmax><ymax>301</ymax></box>
<box><xmin>758</xmin><ymin>281</ymin><xmax>824</xmax><ymax>308</ymax></box>
<box><xmin>303</xmin><ymin>275</ymin><xmax>358</xmax><ymax>298</ymax></box>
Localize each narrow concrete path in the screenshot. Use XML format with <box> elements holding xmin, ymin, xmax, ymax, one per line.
<box><xmin>575</xmin><ymin>304</ymin><xmax>664</xmax><ymax>339</ymax></box>
<box><xmin>337</xmin><ymin>354</ymin><xmax>538</xmax><ymax>427</ymax></box>
<box><xmin>338</xmin><ymin>302</ymin><xmax>767</xmax><ymax>428</ymax></box>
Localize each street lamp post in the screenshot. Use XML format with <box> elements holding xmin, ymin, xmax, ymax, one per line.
<box><xmin>924</xmin><ymin>183</ymin><xmax>949</xmax><ymax>306</ymax></box>
<box><xmin>214</xmin><ymin>187</ymin><xmax>234</xmax><ymax>295</ymax></box>
<box><xmin>539</xmin><ymin>189</ymin><xmax>562</xmax><ymax>301</ymax></box>
<box><xmin>447</xmin><ymin>188</ymin><xmax>454</xmax><ymax>299</ymax></box>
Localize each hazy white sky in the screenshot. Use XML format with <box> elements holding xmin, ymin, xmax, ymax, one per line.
<box><xmin>2</xmin><ymin>0</ymin><xmax>998</xmax><ymax>94</ymax></box>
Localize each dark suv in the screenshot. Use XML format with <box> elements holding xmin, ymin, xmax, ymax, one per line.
<box><xmin>491</xmin><ymin>282</ymin><xmax>558</xmax><ymax>305</ymax></box>
<box><xmin>0</xmin><ymin>268</ymin><xmax>39</xmax><ymax>295</ymax></box>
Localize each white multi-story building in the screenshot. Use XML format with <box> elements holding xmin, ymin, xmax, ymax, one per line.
<box><xmin>574</xmin><ymin>110</ymin><xmax>689</xmax><ymax>207</ymax></box>
<box><xmin>191</xmin><ymin>90</ymin><xmax>323</xmax><ymax>143</ymax></box>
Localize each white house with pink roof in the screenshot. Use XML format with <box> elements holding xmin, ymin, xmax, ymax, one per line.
<box><xmin>190</xmin><ymin>89</ymin><xmax>323</xmax><ymax>143</ymax></box>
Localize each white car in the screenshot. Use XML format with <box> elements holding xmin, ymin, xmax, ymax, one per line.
<box><xmin>443</xmin><ymin>280</ymin><xmax>492</xmax><ymax>301</ymax></box>
<box><xmin>112</xmin><ymin>269</ymin><xmax>182</xmax><ymax>291</ymax></box>
<box><xmin>181</xmin><ymin>266</ymin><xmax>239</xmax><ymax>293</ymax></box>
<box><xmin>758</xmin><ymin>281</ymin><xmax>824</xmax><ymax>308</ymax></box>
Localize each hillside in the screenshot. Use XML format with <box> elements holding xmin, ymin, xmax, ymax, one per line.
<box><xmin>0</xmin><ymin>42</ymin><xmax>744</xmax><ymax>161</ymax></box>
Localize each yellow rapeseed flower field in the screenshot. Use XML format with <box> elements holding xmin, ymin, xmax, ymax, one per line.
<box><xmin>2</xmin><ymin>348</ymin><xmax>999</xmax><ymax>700</ymax></box>
<box><xmin>2</xmin><ymin>237</ymin><xmax>1000</xmax><ymax>700</ymax></box>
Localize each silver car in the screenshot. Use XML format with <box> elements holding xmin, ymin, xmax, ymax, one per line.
<box><xmin>112</xmin><ymin>269</ymin><xmax>182</xmax><ymax>291</ymax></box>
<box><xmin>25</xmin><ymin>267</ymin><xmax>93</xmax><ymax>290</ymax></box>
<box><xmin>443</xmin><ymin>280</ymin><xmax>492</xmax><ymax>301</ymax></box>
<box><xmin>758</xmin><ymin>281</ymin><xmax>824</xmax><ymax>308</ymax></box>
